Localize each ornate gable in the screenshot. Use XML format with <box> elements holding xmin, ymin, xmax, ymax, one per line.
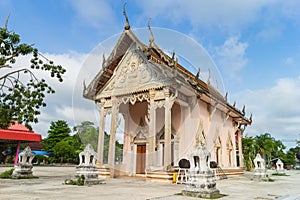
<box><xmin>96</xmin><ymin>45</ymin><xmax>176</xmax><ymax>98</ymax></box>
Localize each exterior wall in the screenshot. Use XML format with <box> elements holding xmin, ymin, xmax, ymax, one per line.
<box><xmin>117</xmin><ymin>95</ymin><xmax>241</xmax><ymax>176</ymax></box>
<box><xmin>176</xmin><ymin>98</ymin><xmax>239</xmax><ymax>169</ymax></box>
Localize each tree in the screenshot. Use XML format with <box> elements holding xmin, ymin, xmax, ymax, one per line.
<box><xmin>42</xmin><ymin>120</ymin><xmax>71</xmax><ymax>152</ymax></box>
<box><xmin>289</xmin><ymin>146</ymin><xmax>300</xmax><ymax>160</ymax></box>
<box><xmin>254</xmin><ymin>133</ymin><xmax>285</xmax><ymax>167</ymax></box>
<box><xmin>243</xmin><ymin>133</ymin><xmax>287</xmax><ymax>170</ymax></box>
<box><xmin>53</xmin><ymin>139</ymin><xmax>75</xmax><ymax>164</ymax></box>
<box><xmin>282</xmin><ymin>150</ymin><xmax>296</xmax><ymax>167</ymax></box>
<box><xmin>242</xmin><ymin>136</ymin><xmax>256</xmax><ymax>170</ymax></box>
<box><xmin>0</xmin><ymin>16</ymin><xmax>66</xmax><ymax>130</ymax></box>
<box><xmin>73</xmin><ymin>121</ymin><xmax>98</xmax><ymax>150</ymax></box>
<box><xmin>73</xmin><ymin>121</ymin><xmax>123</xmax><ymax>164</ymax></box>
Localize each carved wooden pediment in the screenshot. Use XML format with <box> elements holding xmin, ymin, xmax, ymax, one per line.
<box><xmin>96</xmin><ymin>45</ymin><xmax>176</xmax><ymax>98</ymax></box>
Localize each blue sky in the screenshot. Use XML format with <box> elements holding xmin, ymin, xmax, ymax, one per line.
<box><xmin>1</xmin><ymin>0</ymin><xmax>300</xmax><ymax>148</ymax></box>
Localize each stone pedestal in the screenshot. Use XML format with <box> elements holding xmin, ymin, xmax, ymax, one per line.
<box><xmin>276</xmin><ymin>159</ymin><xmax>285</xmax><ymax>174</ymax></box>
<box><xmin>253</xmin><ymin>154</ymin><xmax>266</xmax><ymax>178</ymax></box>
<box><xmin>12</xmin><ymin>146</ymin><xmax>35</xmax><ymax>178</ymax></box>
<box><xmin>76</xmin><ymin>144</ymin><xmax>104</xmax><ymax>185</ymax></box>
<box><xmin>182</xmin><ymin>143</ymin><xmax>220</xmax><ymax>198</ymax></box>
<box><xmin>182</xmin><ymin>170</ymin><xmax>220</xmax><ymax>198</ymax></box>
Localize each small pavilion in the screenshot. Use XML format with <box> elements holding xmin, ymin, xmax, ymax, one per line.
<box><xmin>0</xmin><ymin>122</ymin><xmax>42</xmax><ymax>164</ymax></box>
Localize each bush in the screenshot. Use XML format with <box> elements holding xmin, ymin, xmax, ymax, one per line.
<box><xmin>65</xmin><ymin>175</ymin><xmax>85</xmax><ymax>186</ymax></box>
<box><xmin>33</xmin><ymin>155</ymin><xmax>49</xmax><ymax>165</ymax></box>
<box><xmin>0</xmin><ymin>168</ymin><xmax>14</xmax><ymax>178</ymax></box>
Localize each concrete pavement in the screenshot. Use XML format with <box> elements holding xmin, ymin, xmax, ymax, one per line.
<box><xmin>0</xmin><ymin>166</ymin><xmax>300</xmax><ymax>200</ymax></box>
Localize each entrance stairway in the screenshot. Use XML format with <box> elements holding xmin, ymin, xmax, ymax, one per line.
<box><xmin>146</xmin><ymin>168</ymin><xmax>244</xmax><ymax>183</ymax></box>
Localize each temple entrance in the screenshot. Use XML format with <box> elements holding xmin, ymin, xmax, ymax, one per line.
<box><xmin>136</xmin><ymin>144</ymin><xmax>146</xmax><ymax>174</ymax></box>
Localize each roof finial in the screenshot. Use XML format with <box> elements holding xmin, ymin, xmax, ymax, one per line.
<box><xmin>242</xmin><ymin>105</ymin><xmax>246</xmax><ymax>115</ymax></box>
<box><xmin>148</xmin><ymin>18</ymin><xmax>154</xmax><ymax>46</ymax></box>
<box><xmin>123</xmin><ymin>1</ymin><xmax>130</xmax><ymax>30</ymax></box>
<box><xmin>207</xmin><ymin>69</ymin><xmax>211</xmax><ymax>85</ymax></box>
<box><xmin>4</xmin><ymin>12</ymin><xmax>11</xmax><ymax>29</ymax></box>
<box><xmin>83</xmin><ymin>80</ymin><xmax>87</xmax><ymax>91</ymax></box>
<box><xmin>195</xmin><ymin>66</ymin><xmax>200</xmax><ymax>79</ymax></box>
<box><xmin>171</xmin><ymin>49</ymin><xmax>175</xmax><ymax>60</ymax></box>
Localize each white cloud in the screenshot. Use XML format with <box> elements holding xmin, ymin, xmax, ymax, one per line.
<box><xmin>283</xmin><ymin>57</ymin><xmax>295</xmax><ymax>65</ymax></box>
<box><xmin>233</xmin><ymin>76</ymin><xmax>300</xmax><ymax>148</ymax></box>
<box><xmin>279</xmin><ymin>0</ymin><xmax>300</xmax><ymax>24</ymax></box>
<box><xmin>68</xmin><ymin>0</ymin><xmax>119</xmax><ymax>33</ymax></box>
<box><xmin>215</xmin><ymin>36</ymin><xmax>248</xmax><ymax>77</ymax></box>
<box><xmin>134</xmin><ymin>0</ymin><xmax>272</xmax><ymax>32</ymax></box>
<box><xmin>256</xmin><ymin>26</ymin><xmax>284</xmax><ymax>41</ymax></box>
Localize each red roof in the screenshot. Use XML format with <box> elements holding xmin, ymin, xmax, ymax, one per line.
<box><xmin>0</xmin><ymin>122</ymin><xmax>42</xmax><ymax>142</ymax></box>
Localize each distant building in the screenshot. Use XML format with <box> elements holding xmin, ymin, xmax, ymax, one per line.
<box><xmin>83</xmin><ymin>11</ymin><xmax>251</xmax><ymax>179</ymax></box>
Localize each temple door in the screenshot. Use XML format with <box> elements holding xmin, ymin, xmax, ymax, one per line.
<box><xmin>136</xmin><ymin>144</ymin><xmax>146</xmax><ymax>174</ymax></box>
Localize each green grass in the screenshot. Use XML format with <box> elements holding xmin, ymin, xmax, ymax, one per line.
<box><xmin>0</xmin><ymin>168</ymin><xmax>14</xmax><ymax>178</ymax></box>
<box><xmin>65</xmin><ymin>175</ymin><xmax>85</xmax><ymax>186</ymax></box>
<box><xmin>262</xmin><ymin>178</ymin><xmax>275</xmax><ymax>182</ymax></box>
<box><xmin>176</xmin><ymin>193</ymin><xmax>227</xmax><ymax>199</ymax></box>
<box><xmin>0</xmin><ymin>168</ymin><xmax>39</xmax><ymax>179</ymax></box>
<box><xmin>272</xmin><ymin>173</ymin><xmax>289</xmax><ymax>176</ymax></box>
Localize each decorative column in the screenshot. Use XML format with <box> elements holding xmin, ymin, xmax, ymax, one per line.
<box><xmin>97</xmin><ymin>99</ymin><xmax>106</xmax><ymax>165</ymax></box>
<box><xmin>233</xmin><ymin>135</ymin><xmax>237</xmax><ymax>167</ymax></box>
<box><xmin>164</xmin><ymin>88</ymin><xmax>174</xmax><ymax>168</ymax></box>
<box><xmin>147</xmin><ymin>89</ymin><xmax>156</xmax><ymax>168</ymax></box>
<box><xmin>156</xmin><ymin>143</ymin><xmax>163</xmax><ymax>166</ymax></box>
<box><xmin>108</xmin><ymin>96</ymin><xmax>119</xmax><ymax>177</ymax></box>
<box><xmin>238</xmin><ymin>131</ymin><xmax>244</xmax><ymax>167</ymax></box>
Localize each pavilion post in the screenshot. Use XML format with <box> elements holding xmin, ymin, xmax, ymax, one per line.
<box><xmin>14</xmin><ymin>140</ymin><xmax>21</xmax><ymax>165</ymax></box>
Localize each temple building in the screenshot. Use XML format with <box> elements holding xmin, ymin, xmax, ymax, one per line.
<box><xmin>83</xmin><ymin>10</ymin><xmax>251</xmax><ymax>179</ymax></box>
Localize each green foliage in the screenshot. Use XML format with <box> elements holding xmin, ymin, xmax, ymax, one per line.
<box><xmin>65</xmin><ymin>175</ymin><xmax>85</xmax><ymax>186</ymax></box>
<box><xmin>32</xmin><ymin>154</ymin><xmax>49</xmax><ymax>165</ymax></box>
<box><xmin>254</xmin><ymin>133</ymin><xmax>286</xmax><ymax>166</ymax></box>
<box><xmin>272</xmin><ymin>173</ymin><xmax>289</xmax><ymax>176</ymax></box>
<box><xmin>0</xmin><ymin>168</ymin><xmax>14</xmax><ymax>178</ymax></box>
<box><xmin>53</xmin><ymin>136</ymin><xmax>82</xmax><ymax>163</ymax></box>
<box><xmin>42</xmin><ymin>120</ymin><xmax>71</xmax><ymax>152</ymax></box>
<box><xmin>42</xmin><ymin>120</ymin><xmax>123</xmax><ymax>164</ymax></box>
<box><xmin>289</xmin><ymin>146</ymin><xmax>300</xmax><ymax>160</ymax></box>
<box><xmin>0</xmin><ymin>21</ymin><xmax>66</xmax><ymax>130</ymax></box>
<box><xmin>103</xmin><ymin>131</ymin><xmax>123</xmax><ymax>164</ymax></box>
<box><xmin>74</xmin><ymin>121</ymin><xmax>123</xmax><ymax>163</ymax></box>
<box><xmin>262</xmin><ymin>178</ymin><xmax>275</xmax><ymax>182</ymax></box>
<box><xmin>41</xmin><ymin>120</ymin><xmax>83</xmax><ymax>163</ymax></box>
<box><xmin>282</xmin><ymin>150</ymin><xmax>296</xmax><ymax>166</ymax></box>
<box><xmin>242</xmin><ymin>136</ymin><xmax>256</xmax><ymax>170</ymax></box>
<box><xmin>74</xmin><ymin>121</ymin><xmax>98</xmax><ymax>150</ymax></box>
<box><xmin>242</xmin><ymin>133</ymin><xmax>292</xmax><ymax>170</ymax></box>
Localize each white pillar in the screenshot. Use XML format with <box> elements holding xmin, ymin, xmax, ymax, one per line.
<box><xmin>133</xmin><ymin>144</ymin><xmax>137</xmax><ymax>175</ymax></box>
<box><xmin>157</xmin><ymin>143</ymin><xmax>163</xmax><ymax>166</ymax></box>
<box><xmin>233</xmin><ymin>133</ymin><xmax>237</xmax><ymax>167</ymax></box>
<box><xmin>238</xmin><ymin>131</ymin><xmax>244</xmax><ymax>167</ymax></box>
<box><xmin>97</xmin><ymin>99</ymin><xmax>106</xmax><ymax>165</ymax></box>
<box><xmin>108</xmin><ymin>96</ymin><xmax>118</xmax><ymax>177</ymax></box>
<box><xmin>148</xmin><ymin>89</ymin><xmax>156</xmax><ymax>168</ymax></box>
<box><xmin>164</xmin><ymin>88</ymin><xmax>172</xmax><ymax>168</ymax></box>
<box><xmin>174</xmin><ymin>135</ymin><xmax>180</xmax><ymax>167</ymax></box>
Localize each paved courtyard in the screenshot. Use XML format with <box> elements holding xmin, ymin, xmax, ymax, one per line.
<box><xmin>0</xmin><ymin>166</ymin><xmax>300</xmax><ymax>200</ymax></box>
